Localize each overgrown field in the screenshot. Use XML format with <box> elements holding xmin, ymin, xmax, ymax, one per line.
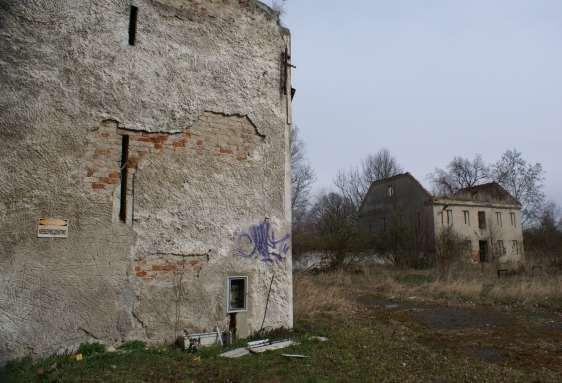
<box><xmin>2</xmin><ymin>267</ymin><xmax>561</xmax><ymax>382</ymax></box>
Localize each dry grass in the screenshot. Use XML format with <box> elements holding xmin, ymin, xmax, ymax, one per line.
<box><xmin>293</xmin><ymin>270</ymin><xmax>358</xmax><ymax>318</ymax></box>
<box><xmin>295</xmin><ymin>265</ymin><xmax>562</xmax><ymax>309</ymax></box>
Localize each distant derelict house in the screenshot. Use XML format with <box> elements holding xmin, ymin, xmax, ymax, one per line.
<box><xmin>358</xmin><ymin>173</ymin><xmax>524</xmax><ymax>263</ymax></box>
<box><xmin>0</xmin><ymin>0</ymin><xmax>293</xmax><ymax>363</ymax></box>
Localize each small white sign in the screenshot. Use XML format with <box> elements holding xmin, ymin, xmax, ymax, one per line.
<box><xmin>38</xmin><ymin>218</ymin><xmax>68</xmax><ymax>238</ymax></box>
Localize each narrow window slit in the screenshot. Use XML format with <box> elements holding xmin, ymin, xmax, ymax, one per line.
<box><xmin>119</xmin><ymin>135</ymin><xmax>129</xmax><ymax>222</ymax></box>
<box><xmin>129</xmin><ymin>6</ymin><xmax>138</xmax><ymax>46</ymax></box>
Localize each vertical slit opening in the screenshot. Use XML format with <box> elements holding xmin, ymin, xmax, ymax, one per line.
<box><xmin>129</xmin><ymin>6</ymin><xmax>138</xmax><ymax>46</ymax></box>
<box><xmin>119</xmin><ymin>135</ymin><xmax>130</xmax><ymax>222</ymax></box>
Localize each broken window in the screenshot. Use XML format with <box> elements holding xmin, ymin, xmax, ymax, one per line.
<box><xmin>512</xmin><ymin>240</ymin><xmax>519</xmax><ymax>255</ymax></box>
<box><xmin>510</xmin><ymin>212</ymin><xmax>516</xmax><ymax>227</ymax></box>
<box><xmin>129</xmin><ymin>6</ymin><xmax>138</xmax><ymax>46</ymax></box>
<box><xmin>446</xmin><ymin>209</ymin><xmax>453</xmax><ymax>226</ymax></box>
<box><xmin>478</xmin><ymin>211</ymin><xmax>486</xmax><ymax>229</ymax></box>
<box><xmin>497</xmin><ymin>240</ymin><xmax>505</xmax><ymax>255</ymax></box>
<box><xmin>439</xmin><ymin>211</ymin><xmax>444</xmax><ymax>225</ymax></box>
<box><xmin>463</xmin><ymin>210</ymin><xmax>470</xmax><ymax>225</ymax></box>
<box><xmin>496</xmin><ymin>212</ymin><xmax>503</xmax><ymax>227</ymax></box>
<box><xmin>227</xmin><ymin>276</ymin><xmax>247</xmax><ymax>313</ymax></box>
<box><xmin>464</xmin><ymin>240</ymin><xmax>472</xmax><ymax>255</ymax></box>
<box><xmin>387</xmin><ymin>185</ymin><xmax>394</xmax><ymax>197</ymax></box>
<box><xmin>119</xmin><ymin>135</ymin><xmax>130</xmax><ymax>222</ymax></box>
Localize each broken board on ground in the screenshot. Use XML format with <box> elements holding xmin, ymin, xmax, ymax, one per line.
<box><xmin>220</xmin><ymin>339</ymin><xmax>298</xmax><ymax>359</ymax></box>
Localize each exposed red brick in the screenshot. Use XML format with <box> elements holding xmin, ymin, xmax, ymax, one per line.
<box><xmin>109</xmin><ymin>171</ymin><xmax>120</xmax><ymax>179</ymax></box>
<box><xmin>94</xmin><ymin>148</ymin><xmax>110</xmax><ymax>156</ymax></box>
<box><xmin>91</xmin><ymin>182</ymin><xmax>106</xmax><ymax>190</ymax></box>
<box><xmin>152</xmin><ymin>264</ymin><xmax>176</xmax><ymax>272</ymax></box>
<box><xmin>220</xmin><ymin>147</ymin><xmax>233</xmax><ymax>154</ymax></box>
<box><xmin>128</xmin><ymin>157</ymin><xmax>139</xmax><ymax>168</ymax></box>
<box><xmin>154</xmin><ymin>143</ymin><xmax>163</xmax><ymax>150</ymax></box>
<box><xmin>136</xmin><ymin>271</ymin><xmax>147</xmax><ymax>277</ymax></box>
<box><xmin>173</xmin><ymin>138</ymin><xmax>186</xmax><ymax>148</ymax></box>
<box><xmin>196</xmin><ymin>140</ymin><xmax>204</xmax><ymax>146</ymax></box>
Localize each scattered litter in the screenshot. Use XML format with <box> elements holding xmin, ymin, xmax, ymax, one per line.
<box><xmin>220</xmin><ymin>347</ymin><xmax>250</xmax><ymax>358</ymax></box>
<box><xmin>248</xmin><ymin>340</ymin><xmax>297</xmax><ymax>354</ymax></box>
<box><xmin>106</xmin><ymin>346</ymin><xmax>116</xmax><ymax>353</ymax></box>
<box><xmin>385</xmin><ymin>304</ymin><xmax>400</xmax><ymax>309</ymax></box>
<box><xmin>310</xmin><ymin>336</ymin><xmax>328</xmax><ymax>342</ymax></box>
<box><xmin>72</xmin><ymin>353</ymin><xmax>83</xmax><ymax>361</ymax></box>
<box><xmin>220</xmin><ymin>339</ymin><xmax>298</xmax><ymax>358</ymax></box>
<box><xmin>281</xmin><ymin>354</ymin><xmax>310</xmax><ymax>358</ymax></box>
<box><xmin>180</xmin><ymin>329</ymin><xmax>222</xmax><ymax>352</ymax></box>
<box><xmin>247</xmin><ymin>339</ymin><xmax>269</xmax><ymax>348</ymax></box>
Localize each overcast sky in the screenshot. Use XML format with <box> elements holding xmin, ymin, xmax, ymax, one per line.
<box><xmin>276</xmin><ymin>1</ymin><xmax>561</xmax><ymax>204</ymax></box>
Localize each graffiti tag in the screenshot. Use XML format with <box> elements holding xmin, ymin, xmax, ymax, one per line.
<box><xmin>236</xmin><ymin>219</ymin><xmax>290</xmax><ymax>263</ymax></box>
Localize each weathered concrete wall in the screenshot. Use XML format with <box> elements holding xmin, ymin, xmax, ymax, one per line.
<box><xmin>0</xmin><ymin>0</ymin><xmax>293</xmax><ymax>362</ymax></box>
<box><xmin>433</xmin><ymin>200</ymin><xmax>524</xmax><ymax>263</ymax></box>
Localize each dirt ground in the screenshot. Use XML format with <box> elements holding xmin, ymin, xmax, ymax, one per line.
<box><xmin>356</xmin><ymin>293</ymin><xmax>562</xmax><ymax>374</ymax></box>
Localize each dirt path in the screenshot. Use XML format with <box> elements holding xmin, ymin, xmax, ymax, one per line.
<box><xmin>357</xmin><ymin>294</ymin><xmax>562</xmax><ymax>373</ymax></box>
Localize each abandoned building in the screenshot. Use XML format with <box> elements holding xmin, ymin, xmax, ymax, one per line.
<box><xmin>0</xmin><ymin>0</ymin><xmax>294</xmax><ymax>362</ymax></box>
<box><xmin>358</xmin><ymin>173</ymin><xmax>524</xmax><ymax>263</ymax></box>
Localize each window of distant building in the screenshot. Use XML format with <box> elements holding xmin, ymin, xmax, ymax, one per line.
<box><xmin>446</xmin><ymin>209</ymin><xmax>453</xmax><ymax>226</ymax></box>
<box><xmin>463</xmin><ymin>210</ymin><xmax>470</xmax><ymax>225</ymax></box>
<box><xmin>497</xmin><ymin>240</ymin><xmax>506</xmax><ymax>255</ymax></box>
<box><xmin>478</xmin><ymin>211</ymin><xmax>486</xmax><ymax>229</ymax></box>
<box><xmin>464</xmin><ymin>240</ymin><xmax>472</xmax><ymax>255</ymax></box>
<box><xmin>496</xmin><ymin>212</ymin><xmax>503</xmax><ymax>227</ymax></box>
<box><xmin>510</xmin><ymin>212</ymin><xmax>516</xmax><ymax>227</ymax></box>
<box><xmin>387</xmin><ymin>185</ymin><xmax>394</xmax><ymax>197</ymax></box>
<box><xmin>512</xmin><ymin>240</ymin><xmax>519</xmax><ymax>255</ymax></box>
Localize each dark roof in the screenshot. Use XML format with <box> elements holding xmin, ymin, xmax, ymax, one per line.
<box><xmin>358</xmin><ymin>172</ymin><xmax>433</xmax><ymax>212</ymax></box>
<box><xmin>454</xmin><ymin>182</ymin><xmax>521</xmax><ymax>206</ymax></box>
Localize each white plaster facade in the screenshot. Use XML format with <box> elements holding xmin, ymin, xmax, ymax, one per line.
<box><xmin>0</xmin><ymin>0</ymin><xmax>293</xmax><ymax>363</ymax></box>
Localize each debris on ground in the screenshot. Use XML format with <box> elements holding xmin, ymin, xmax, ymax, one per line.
<box><xmin>310</xmin><ymin>336</ymin><xmax>328</xmax><ymax>342</ymax></box>
<box><xmin>281</xmin><ymin>354</ymin><xmax>310</xmax><ymax>358</ymax></box>
<box><xmin>220</xmin><ymin>339</ymin><xmax>298</xmax><ymax>358</ymax></box>
<box><xmin>179</xmin><ymin>329</ymin><xmax>223</xmax><ymax>352</ymax></box>
<box><xmin>72</xmin><ymin>353</ymin><xmax>83</xmax><ymax>361</ymax></box>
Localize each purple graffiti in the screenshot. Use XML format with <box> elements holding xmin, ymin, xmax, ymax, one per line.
<box><xmin>237</xmin><ymin>219</ymin><xmax>290</xmax><ymax>263</ymax></box>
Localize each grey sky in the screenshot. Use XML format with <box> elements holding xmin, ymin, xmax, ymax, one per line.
<box><xmin>277</xmin><ymin>1</ymin><xmax>561</xmax><ymax>204</ymax></box>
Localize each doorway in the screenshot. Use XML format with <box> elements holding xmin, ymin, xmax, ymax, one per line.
<box><xmin>479</xmin><ymin>240</ymin><xmax>489</xmax><ymax>262</ymax></box>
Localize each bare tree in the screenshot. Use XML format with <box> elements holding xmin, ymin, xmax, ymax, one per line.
<box><xmin>362</xmin><ymin>149</ymin><xmax>403</xmax><ymax>184</ymax></box>
<box><xmin>489</xmin><ymin>149</ymin><xmax>545</xmax><ymax>225</ymax></box>
<box><xmin>290</xmin><ymin>126</ymin><xmax>315</xmax><ymax>226</ymax></box>
<box><xmin>309</xmin><ymin>191</ymin><xmax>358</xmax><ymax>267</ymax></box>
<box><xmin>334</xmin><ymin>149</ymin><xmax>402</xmax><ymax>209</ymax></box>
<box><xmin>430</xmin><ymin>154</ymin><xmax>489</xmax><ymax>196</ymax></box>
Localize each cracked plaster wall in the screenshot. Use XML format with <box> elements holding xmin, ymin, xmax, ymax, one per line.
<box><xmin>0</xmin><ymin>0</ymin><xmax>292</xmax><ymax>363</ymax></box>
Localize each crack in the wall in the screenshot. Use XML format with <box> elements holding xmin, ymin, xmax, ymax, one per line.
<box><xmin>78</xmin><ymin>327</ymin><xmax>101</xmax><ymax>341</ymax></box>
<box><xmin>203</xmin><ymin>110</ymin><xmax>266</xmax><ymax>139</ymax></box>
